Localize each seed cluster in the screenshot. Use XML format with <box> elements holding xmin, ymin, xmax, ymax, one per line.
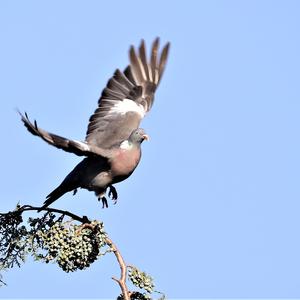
<box><xmin>117</xmin><ymin>291</ymin><xmax>150</xmax><ymax>300</ymax></box>
<box><xmin>128</xmin><ymin>266</ymin><xmax>155</xmax><ymax>293</ymax></box>
<box><xmin>37</xmin><ymin>220</ymin><xmax>107</xmax><ymax>272</ymax></box>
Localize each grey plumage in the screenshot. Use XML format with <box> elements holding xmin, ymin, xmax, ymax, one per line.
<box><xmin>86</xmin><ymin>38</ymin><xmax>170</xmax><ymax>148</ymax></box>
<box><xmin>19</xmin><ymin>38</ymin><xmax>169</xmax><ymax>209</ymax></box>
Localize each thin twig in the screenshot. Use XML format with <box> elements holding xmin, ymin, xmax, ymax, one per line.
<box><xmin>106</xmin><ymin>237</ymin><xmax>130</xmax><ymax>300</ymax></box>
<box><xmin>0</xmin><ymin>205</ymin><xmax>90</xmax><ymax>224</ymax></box>
<box><xmin>76</xmin><ymin>222</ymin><xmax>130</xmax><ymax>299</ymax></box>
<box><xmin>1</xmin><ymin>204</ymin><xmax>130</xmax><ymax>298</ymax></box>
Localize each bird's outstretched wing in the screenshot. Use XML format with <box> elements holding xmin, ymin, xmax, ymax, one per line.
<box><xmin>19</xmin><ymin>112</ymin><xmax>111</xmax><ymax>157</ymax></box>
<box><xmin>85</xmin><ymin>38</ymin><xmax>170</xmax><ymax>149</ymax></box>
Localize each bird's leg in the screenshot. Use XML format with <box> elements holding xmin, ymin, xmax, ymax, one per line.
<box><xmin>73</xmin><ymin>188</ymin><xmax>78</xmax><ymax>196</ymax></box>
<box><xmin>98</xmin><ymin>196</ymin><xmax>108</xmax><ymax>209</ymax></box>
<box><xmin>96</xmin><ymin>191</ymin><xmax>109</xmax><ymax>208</ymax></box>
<box><xmin>108</xmin><ymin>185</ymin><xmax>118</xmax><ymax>204</ymax></box>
<box><xmin>102</xmin><ymin>197</ymin><xmax>108</xmax><ymax>208</ymax></box>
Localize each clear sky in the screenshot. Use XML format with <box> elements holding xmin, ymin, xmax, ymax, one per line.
<box><xmin>1</xmin><ymin>0</ymin><xmax>300</xmax><ymax>298</ymax></box>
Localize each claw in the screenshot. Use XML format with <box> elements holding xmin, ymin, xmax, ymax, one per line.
<box><xmin>98</xmin><ymin>196</ymin><xmax>108</xmax><ymax>209</ymax></box>
<box><xmin>108</xmin><ymin>185</ymin><xmax>118</xmax><ymax>204</ymax></box>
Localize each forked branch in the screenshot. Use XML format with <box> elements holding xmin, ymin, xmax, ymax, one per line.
<box><xmin>0</xmin><ymin>204</ymin><xmax>130</xmax><ymax>299</ymax></box>
<box><xmin>106</xmin><ymin>237</ymin><xmax>130</xmax><ymax>300</ymax></box>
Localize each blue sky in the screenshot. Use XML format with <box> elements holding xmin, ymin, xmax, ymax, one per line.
<box><xmin>1</xmin><ymin>0</ymin><xmax>300</xmax><ymax>298</ymax></box>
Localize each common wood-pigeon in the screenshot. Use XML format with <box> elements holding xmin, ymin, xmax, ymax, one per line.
<box><xmin>19</xmin><ymin>38</ymin><xmax>170</xmax><ymax>209</ymax></box>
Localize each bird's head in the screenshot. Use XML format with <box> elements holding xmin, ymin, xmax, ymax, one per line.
<box><xmin>129</xmin><ymin>128</ymin><xmax>149</xmax><ymax>145</ymax></box>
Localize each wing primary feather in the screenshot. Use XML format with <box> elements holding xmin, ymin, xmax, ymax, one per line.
<box><xmin>150</xmin><ymin>37</ymin><xmax>159</xmax><ymax>83</ymax></box>
<box><xmin>124</xmin><ymin>66</ymin><xmax>136</xmax><ymax>84</ymax></box>
<box><xmin>19</xmin><ymin>111</ymin><xmax>88</xmax><ymax>156</ymax></box>
<box><xmin>85</xmin><ymin>38</ymin><xmax>170</xmax><ymax>148</ymax></box>
<box><xmin>138</xmin><ymin>39</ymin><xmax>150</xmax><ymax>81</ymax></box>
<box><xmin>101</xmin><ymin>87</ymin><xmax>125</xmax><ymax>100</ymax></box>
<box><xmin>129</xmin><ymin>46</ymin><xmax>145</xmax><ymax>84</ymax></box>
<box><xmin>107</xmin><ymin>78</ymin><xmax>129</xmax><ymax>95</ymax></box>
<box><xmin>114</xmin><ymin>69</ymin><xmax>135</xmax><ymax>89</ymax></box>
<box><xmin>158</xmin><ymin>42</ymin><xmax>170</xmax><ymax>85</ymax></box>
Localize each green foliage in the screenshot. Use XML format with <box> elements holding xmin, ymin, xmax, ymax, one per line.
<box><xmin>117</xmin><ymin>291</ymin><xmax>150</xmax><ymax>300</ymax></box>
<box><xmin>128</xmin><ymin>266</ymin><xmax>155</xmax><ymax>293</ymax></box>
<box><xmin>0</xmin><ymin>205</ymin><xmax>164</xmax><ymax>298</ymax></box>
<box><xmin>34</xmin><ymin>220</ymin><xmax>107</xmax><ymax>272</ymax></box>
<box><xmin>0</xmin><ymin>209</ymin><xmax>108</xmax><ymax>275</ymax></box>
<box><xmin>117</xmin><ymin>291</ymin><xmax>165</xmax><ymax>300</ymax></box>
<box><xmin>0</xmin><ymin>208</ymin><xmax>28</xmax><ymax>270</ymax></box>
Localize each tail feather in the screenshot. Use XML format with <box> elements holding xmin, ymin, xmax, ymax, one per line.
<box><xmin>37</xmin><ymin>160</ymin><xmax>84</xmax><ymax>212</ymax></box>
<box><xmin>38</xmin><ymin>185</ymin><xmax>67</xmax><ymax>212</ymax></box>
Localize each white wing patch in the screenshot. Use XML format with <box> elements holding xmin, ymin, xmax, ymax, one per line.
<box><xmin>120</xmin><ymin>140</ymin><xmax>131</xmax><ymax>150</ymax></box>
<box><xmin>110</xmin><ymin>99</ymin><xmax>145</xmax><ymax>117</ymax></box>
<box><xmin>74</xmin><ymin>140</ymin><xmax>90</xmax><ymax>151</ymax></box>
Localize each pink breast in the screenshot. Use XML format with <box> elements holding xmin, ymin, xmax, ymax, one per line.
<box><xmin>111</xmin><ymin>149</ymin><xmax>141</xmax><ymax>176</ymax></box>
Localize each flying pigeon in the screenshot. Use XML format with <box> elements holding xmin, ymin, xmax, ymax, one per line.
<box><xmin>19</xmin><ymin>38</ymin><xmax>170</xmax><ymax>210</ymax></box>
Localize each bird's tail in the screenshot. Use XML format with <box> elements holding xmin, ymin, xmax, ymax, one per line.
<box><xmin>38</xmin><ymin>185</ymin><xmax>67</xmax><ymax>212</ymax></box>
<box><xmin>37</xmin><ymin>161</ymin><xmax>83</xmax><ymax>212</ymax></box>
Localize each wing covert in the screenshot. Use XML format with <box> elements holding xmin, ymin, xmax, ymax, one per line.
<box><xmin>85</xmin><ymin>38</ymin><xmax>170</xmax><ymax>149</ymax></box>
<box><xmin>19</xmin><ymin>112</ymin><xmax>110</xmax><ymax>158</ymax></box>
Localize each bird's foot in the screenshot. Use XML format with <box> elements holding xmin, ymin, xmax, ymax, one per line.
<box><xmin>98</xmin><ymin>196</ymin><xmax>108</xmax><ymax>209</ymax></box>
<box><xmin>108</xmin><ymin>185</ymin><xmax>118</xmax><ymax>204</ymax></box>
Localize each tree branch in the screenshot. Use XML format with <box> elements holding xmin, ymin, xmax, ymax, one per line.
<box><xmin>0</xmin><ymin>205</ymin><xmax>90</xmax><ymax>224</ymax></box>
<box><xmin>106</xmin><ymin>237</ymin><xmax>130</xmax><ymax>300</ymax></box>
<box><xmin>1</xmin><ymin>204</ymin><xmax>131</xmax><ymax>299</ymax></box>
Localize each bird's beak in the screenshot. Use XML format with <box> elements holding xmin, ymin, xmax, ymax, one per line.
<box><xmin>142</xmin><ymin>134</ymin><xmax>149</xmax><ymax>141</ymax></box>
